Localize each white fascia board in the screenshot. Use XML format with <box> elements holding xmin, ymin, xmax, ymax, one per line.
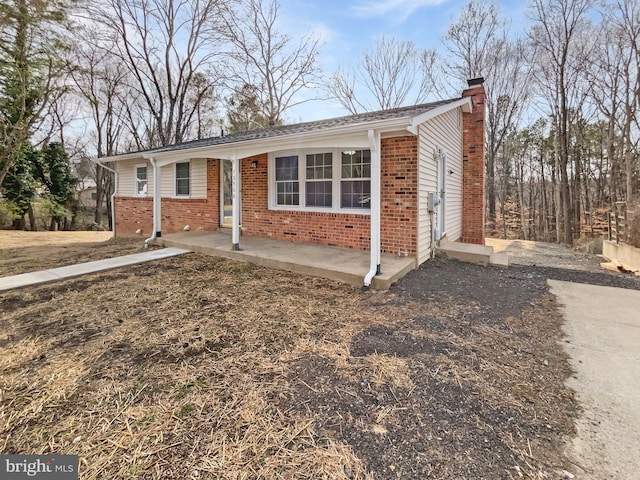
<box><xmin>410</xmin><ymin>98</ymin><xmax>472</xmax><ymax>128</ymax></box>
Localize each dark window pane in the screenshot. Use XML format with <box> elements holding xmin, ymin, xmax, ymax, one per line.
<box><xmin>175</xmin><ymin>162</ymin><xmax>190</xmax><ymax>195</ymax></box>
<box><xmin>176</xmin><ymin>178</ymin><xmax>190</xmax><ymax>195</ymax></box>
<box><xmin>276</xmin><ymin>156</ymin><xmax>298</xmax><ymax>181</ymax></box>
<box><xmin>341</xmin><ymin>150</ymin><xmax>371</xmax><ymax>179</ymax></box>
<box><xmin>341</xmin><ymin>180</ymin><xmax>371</xmax><ymax>208</ymax></box>
<box><xmin>306</xmin><ymin>180</ymin><xmax>332</xmax><ymax>207</ymax></box>
<box><xmin>176</xmin><ymin>162</ymin><xmax>189</xmax><ymax>179</ymax></box>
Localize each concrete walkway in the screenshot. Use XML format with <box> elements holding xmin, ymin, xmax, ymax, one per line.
<box><xmin>0</xmin><ymin>247</ymin><xmax>190</xmax><ymax>292</ymax></box>
<box><xmin>549</xmin><ymin>280</ymin><xmax>640</xmax><ymax>480</ymax></box>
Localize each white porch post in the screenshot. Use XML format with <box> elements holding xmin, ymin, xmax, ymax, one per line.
<box><xmin>364</xmin><ymin>129</ymin><xmax>381</xmax><ymax>287</ymax></box>
<box><xmin>153</xmin><ymin>158</ymin><xmax>162</xmax><ymax>237</ymax></box>
<box><xmin>231</xmin><ymin>155</ymin><xmax>241</xmax><ymax>250</ymax></box>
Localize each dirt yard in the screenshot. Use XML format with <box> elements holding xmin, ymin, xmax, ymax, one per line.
<box><xmin>0</xmin><ymin>231</ymin><xmax>145</xmax><ymax>277</ymax></box>
<box><xmin>2</xmin><ymin>238</ymin><xmax>638</xmax><ymax>479</ymax></box>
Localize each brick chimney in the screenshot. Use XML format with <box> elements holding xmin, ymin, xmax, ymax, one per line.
<box><xmin>461</xmin><ymin>77</ymin><xmax>486</xmax><ymax>245</ymax></box>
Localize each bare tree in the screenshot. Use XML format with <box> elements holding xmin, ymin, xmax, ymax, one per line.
<box><xmin>68</xmin><ymin>30</ymin><xmax>129</xmax><ymax>227</ymax></box>
<box><xmin>443</xmin><ymin>0</ymin><xmax>529</xmax><ymax>226</ymax></box>
<box><xmin>443</xmin><ymin>0</ymin><xmax>506</xmax><ymax>84</ymax></box>
<box><xmin>327</xmin><ymin>35</ymin><xmax>440</xmax><ymax>114</ymax></box>
<box><xmin>528</xmin><ymin>0</ymin><xmax>596</xmax><ymax>244</ymax></box>
<box><xmin>222</xmin><ymin>0</ymin><xmax>321</xmax><ymax>125</ymax></box>
<box><xmin>592</xmin><ymin>0</ymin><xmax>640</xmax><ymax>203</ymax></box>
<box><xmin>89</xmin><ymin>0</ymin><xmax>226</xmax><ymax>148</ymax></box>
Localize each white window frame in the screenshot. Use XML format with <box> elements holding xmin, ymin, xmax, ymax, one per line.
<box><xmin>174</xmin><ymin>161</ymin><xmax>190</xmax><ymax>197</ymax></box>
<box><xmin>134</xmin><ymin>163</ymin><xmax>148</xmax><ymax>196</ymax></box>
<box><xmin>268</xmin><ymin>149</ymin><xmax>371</xmax><ymax>215</ymax></box>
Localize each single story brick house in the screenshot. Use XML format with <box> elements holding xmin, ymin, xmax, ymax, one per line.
<box><xmin>101</xmin><ymin>79</ymin><xmax>485</xmax><ymax>286</ymax></box>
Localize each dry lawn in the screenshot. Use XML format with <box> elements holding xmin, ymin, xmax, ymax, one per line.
<box><xmin>0</xmin><ymin>242</ymin><xmax>579</xmax><ymax>479</ymax></box>
<box><xmin>0</xmin><ymin>231</ymin><xmax>144</xmax><ymax>277</ymax></box>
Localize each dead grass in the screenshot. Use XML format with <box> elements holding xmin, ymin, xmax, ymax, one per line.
<box><xmin>0</xmin><ymin>255</ymin><xmax>383</xmax><ymax>479</ymax></box>
<box><xmin>0</xmin><ymin>243</ymin><xmax>579</xmax><ymax>479</ymax></box>
<box><xmin>0</xmin><ymin>230</ymin><xmax>113</xmax><ymax>248</ymax></box>
<box><xmin>0</xmin><ymin>231</ymin><xmax>144</xmax><ymax>277</ymax></box>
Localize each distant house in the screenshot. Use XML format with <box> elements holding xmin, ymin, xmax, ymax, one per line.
<box><xmin>102</xmin><ymin>78</ymin><xmax>486</xmax><ymax>279</ymax></box>
<box><xmin>77</xmin><ymin>180</ymin><xmax>98</xmax><ymax>209</ymax></box>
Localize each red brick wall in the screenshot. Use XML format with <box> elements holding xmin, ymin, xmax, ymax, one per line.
<box><xmin>461</xmin><ymin>84</ymin><xmax>486</xmax><ymax>245</ymax></box>
<box><xmin>115</xmin><ymin>159</ymin><xmax>219</xmax><ymax>237</ymax></box>
<box><xmin>380</xmin><ymin>136</ymin><xmax>418</xmax><ymax>256</ymax></box>
<box><xmin>240</xmin><ymin>154</ymin><xmax>372</xmax><ymax>250</ymax></box>
<box><xmin>114</xmin><ymin>142</ymin><xmax>419</xmax><ymax>256</ymax></box>
<box><xmin>239</xmin><ymin>137</ymin><xmax>418</xmax><ymax>256</ymax></box>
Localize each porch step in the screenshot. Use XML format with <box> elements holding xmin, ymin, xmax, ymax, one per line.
<box><xmin>436</xmin><ymin>240</ymin><xmax>509</xmax><ymax>268</ymax></box>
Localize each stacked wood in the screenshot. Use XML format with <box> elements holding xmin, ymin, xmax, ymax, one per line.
<box><xmin>581</xmin><ymin>208</ymin><xmax>611</xmax><ymax>237</ymax></box>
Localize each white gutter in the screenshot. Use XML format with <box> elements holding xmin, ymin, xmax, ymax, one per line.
<box><xmin>364</xmin><ymin>129</ymin><xmax>381</xmax><ymax>288</ymax></box>
<box><xmin>144</xmin><ymin>157</ymin><xmax>160</xmax><ymax>248</ymax></box>
<box><xmin>95</xmin><ymin>160</ymin><xmax>118</xmax><ymax>239</ymax></box>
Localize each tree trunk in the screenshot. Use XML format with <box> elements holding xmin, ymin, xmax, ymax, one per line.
<box><xmin>27</xmin><ymin>203</ymin><xmax>36</xmax><ymax>231</ymax></box>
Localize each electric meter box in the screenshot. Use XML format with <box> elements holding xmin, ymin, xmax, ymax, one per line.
<box><xmin>427</xmin><ymin>192</ymin><xmax>440</xmax><ymax>212</ymax></box>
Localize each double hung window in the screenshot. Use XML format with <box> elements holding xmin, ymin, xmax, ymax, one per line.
<box><xmin>271</xmin><ymin>149</ymin><xmax>372</xmax><ymax>212</ymax></box>
<box><xmin>175</xmin><ymin>162</ymin><xmax>190</xmax><ymax>196</ymax></box>
<box><xmin>135</xmin><ymin>165</ymin><xmax>147</xmax><ymax>195</ymax></box>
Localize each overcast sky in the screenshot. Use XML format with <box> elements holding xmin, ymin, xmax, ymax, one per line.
<box><xmin>276</xmin><ymin>0</ymin><xmax>532</xmax><ymax>122</ymax></box>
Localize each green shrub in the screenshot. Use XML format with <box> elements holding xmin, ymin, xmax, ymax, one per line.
<box><xmin>0</xmin><ymin>200</ymin><xmax>22</xmax><ymax>226</ymax></box>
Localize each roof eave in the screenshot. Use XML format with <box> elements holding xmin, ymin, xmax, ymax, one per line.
<box><xmin>100</xmin><ymin>99</ymin><xmax>467</xmax><ymax>163</ymax></box>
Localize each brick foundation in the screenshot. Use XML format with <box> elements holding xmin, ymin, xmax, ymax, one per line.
<box><xmin>461</xmin><ymin>81</ymin><xmax>486</xmax><ymax>244</ymax></box>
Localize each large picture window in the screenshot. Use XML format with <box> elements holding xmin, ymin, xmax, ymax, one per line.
<box><xmin>341</xmin><ymin>150</ymin><xmax>371</xmax><ymax>208</ymax></box>
<box><xmin>135</xmin><ymin>165</ymin><xmax>147</xmax><ymax>196</ymax></box>
<box><xmin>275</xmin><ymin>156</ymin><xmax>299</xmax><ymax>206</ymax></box>
<box><xmin>270</xmin><ymin>149</ymin><xmax>371</xmax><ymax>213</ymax></box>
<box><xmin>175</xmin><ymin>162</ymin><xmax>190</xmax><ymax>196</ymax></box>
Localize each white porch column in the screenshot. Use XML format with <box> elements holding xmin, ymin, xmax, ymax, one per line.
<box><xmin>364</xmin><ymin>130</ymin><xmax>381</xmax><ymax>287</ymax></box>
<box><xmin>153</xmin><ymin>158</ymin><xmax>162</xmax><ymax>237</ymax></box>
<box><xmin>231</xmin><ymin>156</ymin><xmax>241</xmax><ymax>250</ymax></box>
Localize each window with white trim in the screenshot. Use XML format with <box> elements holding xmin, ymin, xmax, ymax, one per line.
<box><xmin>341</xmin><ymin>150</ymin><xmax>371</xmax><ymax>209</ymax></box>
<box><xmin>175</xmin><ymin>162</ymin><xmax>190</xmax><ymax>196</ymax></box>
<box><xmin>135</xmin><ymin>165</ymin><xmax>147</xmax><ymax>195</ymax></box>
<box><xmin>269</xmin><ymin>149</ymin><xmax>371</xmax><ymax>213</ymax></box>
<box><xmin>305</xmin><ymin>152</ymin><xmax>332</xmax><ymax>207</ymax></box>
<box><xmin>275</xmin><ymin>156</ymin><xmax>299</xmax><ymax>205</ymax></box>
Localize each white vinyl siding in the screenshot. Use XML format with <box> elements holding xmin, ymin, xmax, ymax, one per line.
<box><xmin>118</xmin><ymin>158</ymin><xmax>207</xmax><ymax>198</ymax></box>
<box><xmin>417</xmin><ymin>108</ymin><xmax>463</xmax><ymax>265</ymax></box>
<box><xmin>116</xmin><ymin>159</ymin><xmax>154</xmax><ymax>196</ymax></box>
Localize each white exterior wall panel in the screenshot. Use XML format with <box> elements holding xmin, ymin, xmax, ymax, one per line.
<box><xmin>116</xmin><ymin>158</ymin><xmax>207</xmax><ymax>198</ymax></box>
<box><xmin>417</xmin><ymin>108</ymin><xmax>463</xmax><ymax>264</ymax></box>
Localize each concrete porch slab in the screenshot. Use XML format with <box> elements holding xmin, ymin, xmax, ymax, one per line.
<box><xmin>159</xmin><ymin>231</ymin><xmax>415</xmax><ymax>289</ymax></box>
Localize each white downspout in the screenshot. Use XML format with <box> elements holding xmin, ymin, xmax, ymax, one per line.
<box><xmin>364</xmin><ymin>129</ymin><xmax>381</xmax><ymax>288</ymax></box>
<box><xmin>144</xmin><ymin>157</ymin><xmax>160</xmax><ymax>248</ymax></box>
<box><xmin>231</xmin><ymin>155</ymin><xmax>241</xmax><ymax>250</ymax></box>
<box><xmin>96</xmin><ymin>160</ymin><xmax>118</xmax><ymax>239</ymax></box>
